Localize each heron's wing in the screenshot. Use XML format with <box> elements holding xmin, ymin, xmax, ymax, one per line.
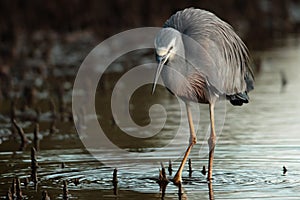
<box><xmin>164</xmin><ymin>8</ymin><xmax>254</xmax><ymax>95</ymax></box>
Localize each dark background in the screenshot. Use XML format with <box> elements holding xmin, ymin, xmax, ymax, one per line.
<box><xmin>3</xmin><ymin>0</ymin><xmax>298</xmax><ymax>117</ymax></box>
<box><xmin>0</xmin><ymin>2</ymin><xmax>299</xmax><ymax>199</ymax></box>
<box><xmin>0</xmin><ymin>0</ymin><xmax>300</xmax><ymax>61</ymax></box>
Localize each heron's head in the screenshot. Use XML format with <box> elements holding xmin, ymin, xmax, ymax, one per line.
<box><xmin>152</xmin><ymin>28</ymin><xmax>179</xmax><ymax>94</ymax></box>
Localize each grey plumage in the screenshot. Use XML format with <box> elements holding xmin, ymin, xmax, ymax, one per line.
<box><xmin>154</xmin><ymin>8</ymin><xmax>254</xmax><ymax>105</ymax></box>
<box><xmin>152</xmin><ymin>8</ymin><xmax>254</xmax><ymax>184</ymax></box>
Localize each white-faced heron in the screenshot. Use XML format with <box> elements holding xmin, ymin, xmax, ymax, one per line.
<box><xmin>152</xmin><ymin>8</ymin><xmax>254</xmax><ymax>184</ymax></box>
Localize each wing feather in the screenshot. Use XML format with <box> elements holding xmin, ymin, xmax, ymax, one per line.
<box><xmin>164</xmin><ymin>8</ymin><xmax>254</xmax><ymax>95</ymax></box>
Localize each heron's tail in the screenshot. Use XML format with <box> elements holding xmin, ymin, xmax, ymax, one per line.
<box><xmin>227</xmin><ymin>92</ymin><xmax>249</xmax><ymax>106</ymax></box>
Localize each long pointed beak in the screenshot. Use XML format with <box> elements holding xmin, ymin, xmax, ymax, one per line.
<box><xmin>152</xmin><ymin>56</ymin><xmax>167</xmax><ymax>94</ymax></box>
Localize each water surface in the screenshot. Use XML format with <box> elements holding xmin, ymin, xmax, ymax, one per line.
<box><xmin>1</xmin><ymin>41</ymin><xmax>300</xmax><ymax>199</ymax></box>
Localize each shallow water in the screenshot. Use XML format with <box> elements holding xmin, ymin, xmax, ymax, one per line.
<box><xmin>1</xmin><ymin>41</ymin><xmax>300</xmax><ymax>199</ymax></box>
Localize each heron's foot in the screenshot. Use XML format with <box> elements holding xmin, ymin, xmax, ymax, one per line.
<box><xmin>172</xmin><ymin>176</ymin><xmax>182</xmax><ymax>186</ymax></box>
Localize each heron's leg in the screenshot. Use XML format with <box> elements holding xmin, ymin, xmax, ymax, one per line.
<box><xmin>173</xmin><ymin>102</ymin><xmax>197</xmax><ymax>185</ymax></box>
<box><xmin>207</xmin><ymin>103</ymin><xmax>216</xmax><ymax>181</ymax></box>
<box><xmin>208</xmin><ymin>181</ymin><xmax>214</xmax><ymax>200</ymax></box>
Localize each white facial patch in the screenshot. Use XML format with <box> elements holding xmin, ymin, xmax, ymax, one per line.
<box><xmin>156</xmin><ymin>48</ymin><xmax>168</xmax><ymax>57</ymax></box>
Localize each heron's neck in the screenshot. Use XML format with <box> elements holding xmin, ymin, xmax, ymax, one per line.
<box><xmin>160</xmin><ymin>32</ymin><xmax>187</xmax><ymax>96</ymax></box>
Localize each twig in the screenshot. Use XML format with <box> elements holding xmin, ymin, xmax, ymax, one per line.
<box><xmin>16</xmin><ymin>178</ymin><xmax>23</xmax><ymax>200</ymax></box>
<box><xmin>10</xmin><ymin>178</ymin><xmax>16</xmax><ymax>199</ymax></box>
<box><xmin>283</xmin><ymin>166</ymin><xmax>287</xmax><ymax>175</ymax></box>
<box><xmin>57</xmin><ymin>86</ymin><xmax>65</xmax><ymax>122</ymax></box>
<box><xmin>33</xmin><ymin>123</ymin><xmax>39</xmax><ymax>151</ymax></box>
<box><xmin>12</xmin><ymin>119</ymin><xmax>29</xmax><ymax>150</ymax></box>
<box><xmin>201</xmin><ymin>165</ymin><xmax>206</xmax><ymax>176</ymax></box>
<box><xmin>23</xmin><ymin>177</ymin><xmax>29</xmax><ymax>187</ymax></box>
<box><xmin>49</xmin><ymin>99</ymin><xmax>57</xmax><ymax>134</ymax></box>
<box><xmin>42</xmin><ymin>190</ymin><xmax>50</xmax><ymax>200</ymax></box>
<box><xmin>112</xmin><ymin>168</ymin><xmax>118</xmax><ymax>195</ymax></box>
<box><xmin>63</xmin><ymin>180</ymin><xmax>68</xmax><ymax>200</ymax></box>
<box><xmin>73</xmin><ymin>178</ymin><xmax>80</xmax><ymax>186</ymax></box>
<box><xmin>31</xmin><ymin>147</ymin><xmax>38</xmax><ymax>183</ymax></box>
<box><xmin>6</xmin><ymin>187</ymin><xmax>13</xmax><ymax>200</ymax></box>
<box><xmin>10</xmin><ymin>100</ymin><xmax>16</xmax><ymax>136</ymax></box>
<box><xmin>188</xmin><ymin>158</ymin><xmax>193</xmax><ymax>177</ymax></box>
<box><xmin>168</xmin><ymin>160</ymin><xmax>173</xmax><ymax>176</ymax></box>
<box><xmin>157</xmin><ymin>163</ymin><xmax>169</xmax><ymax>199</ymax></box>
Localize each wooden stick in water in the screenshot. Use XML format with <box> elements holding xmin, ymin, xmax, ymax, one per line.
<box><xmin>63</xmin><ymin>180</ymin><xmax>69</xmax><ymax>200</ymax></box>
<box><xmin>201</xmin><ymin>165</ymin><xmax>206</xmax><ymax>176</ymax></box>
<box><xmin>16</xmin><ymin>178</ymin><xmax>23</xmax><ymax>200</ymax></box>
<box><xmin>57</xmin><ymin>86</ymin><xmax>65</xmax><ymax>122</ymax></box>
<box><xmin>49</xmin><ymin>99</ymin><xmax>57</xmax><ymax>134</ymax></box>
<box><xmin>168</xmin><ymin>160</ymin><xmax>173</xmax><ymax>176</ymax></box>
<box><xmin>188</xmin><ymin>158</ymin><xmax>193</xmax><ymax>177</ymax></box>
<box><xmin>31</xmin><ymin>147</ymin><xmax>38</xmax><ymax>184</ymax></box>
<box><xmin>33</xmin><ymin>123</ymin><xmax>39</xmax><ymax>151</ymax></box>
<box><xmin>283</xmin><ymin>166</ymin><xmax>287</xmax><ymax>175</ymax></box>
<box><xmin>23</xmin><ymin>177</ymin><xmax>29</xmax><ymax>187</ymax></box>
<box><xmin>73</xmin><ymin>178</ymin><xmax>80</xmax><ymax>186</ymax></box>
<box><xmin>6</xmin><ymin>187</ymin><xmax>13</xmax><ymax>200</ymax></box>
<box><xmin>10</xmin><ymin>178</ymin><xmax>16</xmax><ymax>199</ymax></box>
<box><xmin>12</xmin><ymin>119</ymin><xmax>29</xmax><ymax>150</ymax></box>
<box><xmin>35</xmin><ymin>107</ymin><xmax>41</xmax><ymax>123</ymax></box>
<box><xmin>112</xmin><ymin>168</ymin><xmax>118</xmax><ymax>195</ymax></box>
<box><xmin>42</xmin><ymin>190</ymin><xmax>50</xmax><ymax>200</ymax></box>
<box><xmin>10</xmin><ymin>100</ymin><xmax>16</xmax><ymax>136</ymax></box>
<box><xmin>157</xmin><ymin>163</ymin><xmax>169</xmax><ymax>199</ymax></box>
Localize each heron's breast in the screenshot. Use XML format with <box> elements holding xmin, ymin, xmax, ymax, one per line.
<box><xmin>161</xmin><ymin>68</ymin><xmax>209</xmax><ymax>103</ymax></box>
<box><xmin>184</xmin><ymin>73</ymin><xmax>210</xmax><ymax>103</ymax></box>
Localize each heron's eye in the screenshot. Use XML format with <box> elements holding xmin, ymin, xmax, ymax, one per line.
<box><xmin>155</xmin><ymin>53</ymin><xmax>160</xmax><ymax>62</ymax></box>
<box><xmin>155</xmin><ymin>47</ymin><xmax>173</xmax><ymax>63</ymax></box>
